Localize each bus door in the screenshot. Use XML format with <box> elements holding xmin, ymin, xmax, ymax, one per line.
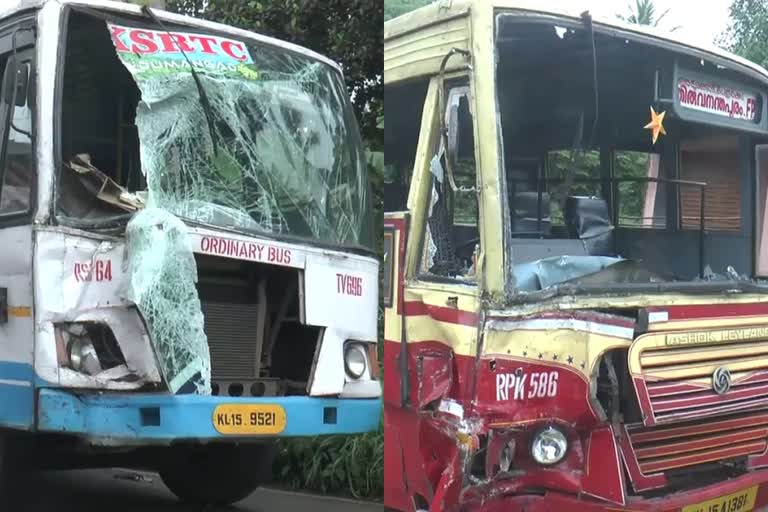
<box><xmin>384</xmin><ymin>75</ymin><xmax>482</xmax><ymax>512</ymax></box>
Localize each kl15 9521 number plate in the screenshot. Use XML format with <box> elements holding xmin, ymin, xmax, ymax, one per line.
<box><xmin>682</xmin><ymin>485</ymin><xmax>758</xmax><ymax>512</ymax></box>
<box><xmin>212</xmin><ymin>404</ymin><xmax>287</xmax><ymax>435</ymax></box>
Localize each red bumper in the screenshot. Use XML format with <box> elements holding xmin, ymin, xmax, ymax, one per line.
<box><xmin>465</xmin><ymin>469</ymin><xmax>768</xmax><ymax>511</ymax></box>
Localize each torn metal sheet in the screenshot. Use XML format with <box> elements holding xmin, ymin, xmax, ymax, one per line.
<box><xmin>107</xmin><ymin>22</ymin><xmax>373</xmax><ymax>249</ymax></box>
<box><xmin>34</xmin><ymin>228</ymin><xmax>161</xmax><ymax>388</ymax></box>
<box><xmin>121</xmin><ymin>208</ymin><xmax>210</xmax><ymax>394</ymax></box>
<box><xmin>66</xmin><ymin>154</ymin><xmax>145</xmax><ymax>211</ymax></box>
<box><xmin>513</xmin><ymin>255</ymin><xmax>623</xmax><ymax>291</ymax></box>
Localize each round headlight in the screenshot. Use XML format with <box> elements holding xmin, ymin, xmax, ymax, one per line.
<box><xmin>344</xmin><ymin>344</ymin><xmax>368</xmax><ymax>379</ymax></box>
<box><xmin>530</xmin><ymin>426</ymin><xmax>568</xmax><ymax>466</ymax></box>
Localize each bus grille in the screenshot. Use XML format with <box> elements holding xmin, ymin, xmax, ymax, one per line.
<box><xmin>626</xmin><ymin>412</ymin><xmax>768</xmax><ymax>474</ymax></box>
<box><xmin>201</xmin><ymin>300</ymin><xmax>260</xmax><ymax>379</ymax></box>
<box><xmin>636</xmin><ymin>336</ymin><xmax>768</xmax><ymax>423</ymax></box>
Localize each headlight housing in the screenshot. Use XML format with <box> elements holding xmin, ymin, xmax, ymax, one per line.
<box><xmin>344</xmin><ymin>343</ymin><xmax>368</xmax><ymax>379</ymax></box>
<box><xmin>530</xmin><ymin>426</ymin><xmax>568</xmax><ymax>466</ymax></box>
<box><xmin>68</xmin><ymin>336</ymin><xmax>102</xmax><ymax>376</ymax></box>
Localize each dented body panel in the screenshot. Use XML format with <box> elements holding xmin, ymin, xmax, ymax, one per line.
<box><xmin>385</xmin><ymin>1</ymin><xmax>768</xmax><ymax>511</ymax></box>
<box><xmin>0</xmin><ymin>0</ymin><xmax>381</xmax><ymax>457</ymax></box>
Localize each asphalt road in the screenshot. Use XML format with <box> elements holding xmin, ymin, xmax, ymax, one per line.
<box><xmin>18</xmin><ymin>468</ymin><xmax>383</xmax><ymax>512</ymax></box>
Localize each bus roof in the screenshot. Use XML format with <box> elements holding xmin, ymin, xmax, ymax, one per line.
<box><xmin>0</xmin><ymin>0</ymin><xmax>342</xmax><ymax>73</ymax></box>
<box><xmin>384</xmin><ymin>0</ymin><xmax>768</xmax><ymax>86</ymax></box>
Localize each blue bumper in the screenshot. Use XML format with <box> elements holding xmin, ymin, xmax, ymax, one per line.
<box><xmin>37</xmin><ymin>389</ymin><xmax>381</xmax><ymax>443</ymax></box>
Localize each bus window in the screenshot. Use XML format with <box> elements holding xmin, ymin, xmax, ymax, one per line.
<box><xmin>680</xmin><ymin>135</ymin><xmax>741</xmax><ymax>231</ymax></box>
<box><xmin>384</xmin><ymin>79</ymin><xmax>429</xmax><ymax>213</ymax></box>
<box><xmin>0</xmin><ymin>61</ymin><xmax>32</xmax><ymax>216</ymax></box>
<box><xmin>614</xmin><ymin>150</ymin><xmax>666</xmax><ymax>228</ymax></box>
<box><xmin>546</xmin><ymin>149</ymin><xmax>600</xmax><ymax>225</ymax></box>
<box><xmin>420</xmin><ymin>85</ymin><xmax>478</xmax><ymax>278</ymax></box>
<box><xmin>757</xmin><ymin>145</ymin><xmax>768</xmax><ymax>275</ymax></box>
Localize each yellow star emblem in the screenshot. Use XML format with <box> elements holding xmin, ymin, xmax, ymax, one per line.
<box><xmin>644</xmin><ymin>106</ymin><xmax>667</xmax><ymax>144</ymax></box>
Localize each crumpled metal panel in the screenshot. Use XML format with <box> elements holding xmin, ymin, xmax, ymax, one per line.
<box><xmin>513</xmin><ymin>255</ymin><xmax>623</xmax><ymax>291</ymax></box>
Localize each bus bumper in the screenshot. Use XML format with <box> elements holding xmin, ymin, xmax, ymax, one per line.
<box><xmin>36</xmin><ymin>388</ymin><xmax>381</xmax><ymax>444</ymax></box>
<box><xmin>463</xmin><ymin>469</ymin><xmax>768</xmax><ymax>511</ymax></box>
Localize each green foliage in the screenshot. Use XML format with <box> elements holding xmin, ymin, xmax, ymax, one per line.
<box><xmin>385</xmin><ymin>0</ymin><xmax>431</xmax><ymax>21</ymax></box>
<box><xmin>546</xmin><ymin>150</ymin><xmax>654</xmax><ymax>226</ymax></box>
<box><xmin>547</xmin><ymin>150</ymin><xmax>601</xmax><ymax>224</ymax></box>
<box><xmin>273</xmin><ymin>420</ymin><xmax>384</xmax><ymax>500</ymax></box>
<box><xmin>722</xmin><ymin>0</ymin><xmax>768</xmax><ymax>69</ymax></box>
<box><xmin>616</xmin><ymin>0</ymin><xmax>680</xmax><ymax>31</ymax></box>
<box><xmin>615</xmin><ymin>151</ymin><xmax>652</xmax><ymax>226</ymax></box>
<box><xmin>167</xmin><ymin>0</ymin><xmax>382</xmax><ymax>141</ymax></box>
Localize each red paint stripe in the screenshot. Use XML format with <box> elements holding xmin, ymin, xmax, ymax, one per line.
<box><xmin>617</xmin><ymin>426</ymin><xmax>668</xmax><ymax>490</ymax></box>
<box><xmin>402</xmin><ymin>301</ymin><xmax>478</xmax><ymax>327</ymax></box>
<box><xmin>653</xmin><ymin>382</ymin><xmax>768</xmax><ymax>412</ymax></box>
<box><xmin>649</xmin><ymin>303</ymin><xmax>768</xmax><ymax>320</ymax></box>
<box><xmin>628</xmin><ymin>412</ymin><xmax>768</xmax><ymax>443</ymax></box>
<box><xmin>635</xmin><ymin>427</ymin><xmax>768</xmax><ymax>459</ymax></box>
<box><xmin>639</xmin><ymin>441</ymin><xmax>767</xmax><ymax>473</ymax></box>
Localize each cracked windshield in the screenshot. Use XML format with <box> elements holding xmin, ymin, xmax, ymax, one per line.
<box><xmin>61</xmin><ymin>21</ymin><xmax>373</xmax><ymax>250</ymax></box>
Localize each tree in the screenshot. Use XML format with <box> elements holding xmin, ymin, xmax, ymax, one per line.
<box><xmin>617</xmin><ymin>0</ymin><xmax>680</xmax><ymax>30</ymax></box>
<box><xmin>385</xmin><ymin>0</ymin><xmax>431</xmax><ymax>21</ymax></box>
<box><xmin>122</xmin><ymin>0</ymin><xmax>166</xmax><ymax>7</ymax></box>
<box><xmin>167</xmin><ymin>0</ymin><xmax>383</xmax><ymax>141</ymax></box>
<box><xmin>721</xmin><ymin>0</ymin><xmax>768</xmax><ymax>69</ymax></box>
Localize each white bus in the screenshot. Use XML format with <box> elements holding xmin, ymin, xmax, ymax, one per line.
<box><xmin>0</xmin><ymin>0</ymin><xmax>380</xmax><ymax>505</ymax></box>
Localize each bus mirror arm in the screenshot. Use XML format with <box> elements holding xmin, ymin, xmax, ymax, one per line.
<box><xmin>438</xmin><ymin>48</ymin><xmax>471</xmax><ymax>193</ymax></box>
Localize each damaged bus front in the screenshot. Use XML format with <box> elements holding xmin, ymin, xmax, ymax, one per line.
<box><xmin>385</xmin><ymin>1</ymin><xmax>768</xmax><ymax>511</ymax></box>
<box><xmin>0</xmin><ymin>0</ymin><xmax>379</xmax><ymax>505</ymax></box>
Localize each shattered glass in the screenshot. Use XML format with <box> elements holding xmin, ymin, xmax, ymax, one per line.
<box><xmin>114</xmin><ymin>31</ymin><xmax>373</xmax><ymax>249</ymax></box>
<box><xmin>121</xmin><ymin>208</ymin><xmax>211</xmax><ymax>394</ymax></box>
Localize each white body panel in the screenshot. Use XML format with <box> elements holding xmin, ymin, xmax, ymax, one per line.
<box><xmin>0</xmin><ymin>225</ymin><xmax>34</xmax><ymax>368</ymax></box>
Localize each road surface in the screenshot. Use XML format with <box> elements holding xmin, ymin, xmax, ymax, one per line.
<box><xmin>20</xmin><ymin>468</ymin><xmax>382</xmax><ymax>511</ymax></box>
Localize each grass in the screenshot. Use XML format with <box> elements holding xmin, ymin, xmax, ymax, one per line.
<box><xmin>272</xmin><ymin>416</ymin><xmax>384</xmax><ymax>500</ymax></box>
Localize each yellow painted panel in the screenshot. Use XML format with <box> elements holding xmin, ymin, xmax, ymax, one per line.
<box><xmin>643</xmin><ymin>356</ymin><xmax>768</xmax><ymax>381</ymax></box>
<box><xmin>483</xmin><ymin>328</ymin><xmax>630</xmax><ymax>376</ymax></box>
<box><xmin>641</xmin><ymin>341</ymin><xmax>768</xmax><ymax>368</ymax></box>
<box><xmin>384</xmin><ymin>16</ymin><xmax>469</xmax><ymax>83</ymax></box>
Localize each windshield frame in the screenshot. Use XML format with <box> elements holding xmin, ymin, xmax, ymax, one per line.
<box><xmin>494</xmin><ymin>10</ymin><xmax>768</xmax><ymax>298</ymax></box>
<box><xmin>52</xmin><ymin>4</ymin><xmax>376</xmax><ymax>256</ymax></box>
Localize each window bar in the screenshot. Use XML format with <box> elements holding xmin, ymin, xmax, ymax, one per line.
<box><xmin>699</xmin><ymin>185</ymin><xmax>706</xmax><ymax>279</ymax></box>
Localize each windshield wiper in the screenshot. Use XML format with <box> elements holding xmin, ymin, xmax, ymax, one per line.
<box><xmin>140</xmin><ymin>6</ymin><xmax>219</xmax><ymax>157</ymax></box>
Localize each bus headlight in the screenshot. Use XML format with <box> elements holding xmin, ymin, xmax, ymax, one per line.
<box><xmin>68</xmin><ymin>336</ymin><xmax>102</xmax><ymax>376</ymax></box>
<box><xmin>344</xmin><ymin>344</ymin><xmax>368</xmax><ymax>380</ymax></box>
<box><xmin>530</xmin><ymin>426</ymin><xmax>568</xmax><ymax>466</ymax></box>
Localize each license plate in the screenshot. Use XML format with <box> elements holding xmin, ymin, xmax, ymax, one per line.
<box><xmin>212</xmin><ymin>404</ymin><xmax>287</xmax><ymax>435</ymax></box>
<box><xmin>682</xmin><ymin>486</ymin><xmax>758</xmax><ymax>512</ymax></box>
